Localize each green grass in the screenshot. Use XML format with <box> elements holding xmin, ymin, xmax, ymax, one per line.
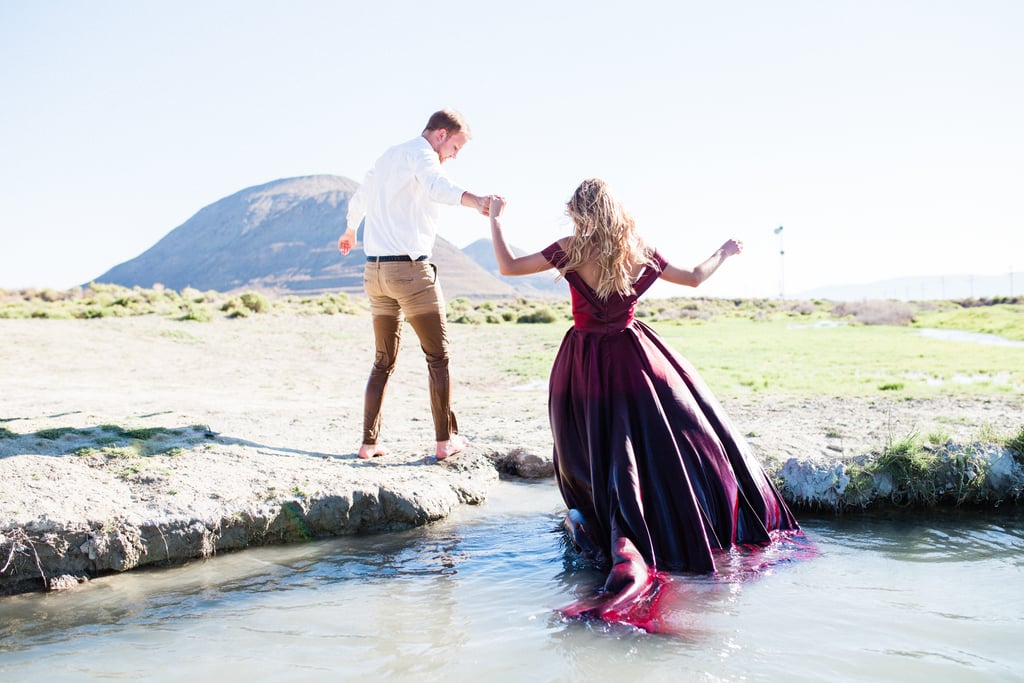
<box><xmin>482</xmin><ymin>316</ymin><xmax>1024</xmax><ymax>399</ymax></box>
<box><xmin>652</xmin><ymin>318</ymin><xmax>1024</xmax><ymax>398</ymax></box>
<box><xmin>913</xmin><ymin>303</ymin><xmax>1024</xmax><ymax>342</ymax></box>
<box><xmin>35</xmin><ymin>427</ymin><xmax>80</xmax><ymax>440</ymax></box>
<box><xmin>11</xmin><ymin>424</ymin><xmax>206</xmax><ymax>458</ymax></box>
<box><xmin>1006</xmin><ymin>426</ymin><xmax>1024</xmax><ymax>466</ymax></box>
<box><xmin>839</xmin><ymin>432</ymin><xmax>995</xmax><ymax>508</ymax></box>
<box><xmin>4</xmin><ymin>285</ymin><xmax>1022</xmax><ymax>398</ymax></box>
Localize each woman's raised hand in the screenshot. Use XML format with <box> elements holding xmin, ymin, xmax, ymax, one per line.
<box><xmin>721</xmin><ymin>239</ymin><xmax>743</xmax><ymax>256</ymax></box>
<box><xmin>488</xmin><ymin>195</ymin><xmax>506</xmax><ymax>219</ymax></box>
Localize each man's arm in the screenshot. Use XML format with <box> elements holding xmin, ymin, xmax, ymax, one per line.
<box><xmin>461</xmin><ymin>191</ymin><xmax>489</xmax><ymax>216</ymax></box>
<box><xmin>339</xmin><ymin>170</ymin><xmax>372</xmax><ymax>255</ymax></box>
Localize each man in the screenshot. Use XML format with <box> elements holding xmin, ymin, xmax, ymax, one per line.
<box><xmin>338</xmin><ymin>109</ymin><xmax>490</xmax><ymax>461</ymax></box>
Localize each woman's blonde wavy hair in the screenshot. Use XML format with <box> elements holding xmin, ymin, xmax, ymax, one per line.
<box><xmin>559</xmin><ymin>178</ymin><xmax>655</xmax><ymax>300</ymax></box>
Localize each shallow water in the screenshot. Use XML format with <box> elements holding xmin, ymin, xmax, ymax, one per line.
<box><xmin>1</xmin><ymin>480</ymin><xmax>1022</xmax><ymax>682</ymax></box>
<box><xmin>919</xmin><ymin>327</ymin><xmax>1024</xmax><ymax>347</ymax></box>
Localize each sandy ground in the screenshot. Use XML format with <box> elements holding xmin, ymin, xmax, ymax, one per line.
<box><xmin>2</xmin><ymin>313</ymin><xmax>1022</xmax><ymax>593</ymax></box>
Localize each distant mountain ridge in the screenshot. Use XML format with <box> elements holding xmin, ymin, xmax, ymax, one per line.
<box><xmin>461</xmin><ymin>238</ymin><xmax>567</xmax><ymax>297</ymax></box>
<box><xmin>798</xmin><ymin>271</ymin><xmax>1023</xmax><ymax>301</ymax></box>
<box><xmin>93</xmin><ymin>175</ymin><xmax>517</xmax><ymax>299</ymax></box>
<box><xmin>96</xmin><ymin>175</ymin><xmax>1013</xmax><ymax>303</ymax></box>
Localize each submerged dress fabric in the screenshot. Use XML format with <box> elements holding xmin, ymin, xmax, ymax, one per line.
<box><xmin>542</xmin><ymin>243</ymin><xmax>800</xmax><ymax>597</ymax></box>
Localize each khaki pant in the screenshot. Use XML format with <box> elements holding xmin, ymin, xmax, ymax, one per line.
<box><xmin>361</xmin><ymin>260</ymin><xmax>458</xmax><ymax>444</ymax></box>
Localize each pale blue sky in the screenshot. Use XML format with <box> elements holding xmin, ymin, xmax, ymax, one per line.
<box><xmin>2</xmin><ymin>1</ymin><xmax>1021</xmax><ymax>298</ymax></box>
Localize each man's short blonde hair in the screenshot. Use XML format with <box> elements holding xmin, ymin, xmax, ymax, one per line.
<box><xmin>423</xmin><ymin>109</ymin><xmax>472</xmax><ymax>139</ymax></box>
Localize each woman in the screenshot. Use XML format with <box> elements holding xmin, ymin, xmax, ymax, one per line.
<box><xmin>487</xmin><ymin>179</ymin><xmax>802</xmax><ymax>626</ymax></box>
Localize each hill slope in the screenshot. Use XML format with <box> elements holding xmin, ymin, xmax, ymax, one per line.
<box><xmin>461</xmin><ymin>238</ymin><xmax>567</xmax><ymax>297</ymax></box>
<box><xmin>93</xmin><ymin>175</ymin><xmax>517</xmax><ymax>299</ymax></box>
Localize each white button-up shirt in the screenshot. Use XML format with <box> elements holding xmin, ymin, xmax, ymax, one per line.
<box><xmin>346</xmin><ymin>136</ymin><xmax>466</xmax><ymax>258</ymax></box>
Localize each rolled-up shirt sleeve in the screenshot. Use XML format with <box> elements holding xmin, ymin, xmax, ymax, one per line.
<box><xmin>416</xmin><ymin>147</ymin><xmax>466</xmax><ymax>206</ymax></box>
<box><xmin>346</xmin><ymin>169</ymin><xmax>373</xmax><ymax>233</ymax></box>
<box><xmin>353</xmin><ymin>136</ymin><xmax>469</xmax><ymax>257</ymax></box>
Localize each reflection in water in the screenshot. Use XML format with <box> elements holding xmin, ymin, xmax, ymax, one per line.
<box><xmin>811</xmin><ymin>509</ymin><xmax>1024</xmax><ymax>565</ymax></box>
<box><xmin>0</xmin><ymin>483</ymin><xmax>1022</xmax><ymax>681</ymax></box>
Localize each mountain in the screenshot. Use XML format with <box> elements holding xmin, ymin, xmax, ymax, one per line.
<box><xmin>93</xmin><ymin>175</ymin><xmax>517</xmax><ymax>299</ymax></box>
<box><xmin>798</xmin><ymin>272</ymin><xmax>1023</xmax><ymax>301</ymax></box>
<box><xmin>460</xmin><ymin>238</ymin><xmax>568</xmax><ymax>297</ymax></box>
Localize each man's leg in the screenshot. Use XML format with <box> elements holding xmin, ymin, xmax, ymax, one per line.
<box><xmin>361</xmin><ymin>264</ymin><xmax>402</xmax><ymax>458</ymax></box>
<box><xmin>405</xmin><ymin>309</ymin><xmax>458</xmax><ymax>441</ymax></box>
<box><xmin>391</xmin><ymin>262</ymin><xmax>465</xmax><ymax>458</ymax></box>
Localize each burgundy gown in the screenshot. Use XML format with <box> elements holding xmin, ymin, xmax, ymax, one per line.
<box><xmin>542</xmin><ymin>243</ymin><xmax>802</xmax><ymax>625</ymax></box>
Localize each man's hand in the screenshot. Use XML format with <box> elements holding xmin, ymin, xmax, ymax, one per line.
<box><xmin>338</xmin><ymin>229</ymin><xmax>357</xmax><ymax>255</ymax></box>
<box><xmin>462</xmin><ymin>192</ymin><xmax>490</xmax><ymax>216</ymax></box>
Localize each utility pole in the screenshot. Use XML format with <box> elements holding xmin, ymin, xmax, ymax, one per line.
<box><xmin>773</xmin><ymin>226</ymin><xmax>785</xmax><ymax>298</ymax></box>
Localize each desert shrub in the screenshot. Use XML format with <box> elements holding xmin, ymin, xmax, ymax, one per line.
<box><xmin>285</xmin><ymin>292</ymin><xmax>360</xmax><ymax>316</ymax></box>
<box><xmin>180</xmin><ymin>287</ymin><xmax>207</xmax><ymax>304</ymax></box>
<box><xmin>831</xmin><ymin>300</ymin><xmax>915</xmax><ymax>326</ymax></box>
<box><xmin>517</xmin><ymin>307</ymin><xmax>558</xmax><ymax>324</ymax></box>
<box><xmin>958</xmin><ymin>296</ymin><xmax>1024</xmax><ymax>308</ymax></box>
<box><xmin>675</xmin><ymin>308</ymin><xmax>711</xmax><ymax>321</ymax></box>
<box><xmin>314</xmin><ymin>292</ymin><xmax>357</xmax><ymax>315</ymax></box>
<box><xmin>74</xmin><ymin>307</ymin><xmax>109</xmax><ymax>319</ymax></box>
<box><xmin>221</xmin><ymin>291</ymin><xmax>269</xmax><ymax>317</ymax></box>
<box><xmin>446</xmin><ymin>297</ymin><xmax>473</xmax><ymax>317</ymax></box>
<box><xmin>239</xmin><ymin>291</ymin><xmax>268</xmax><ymax>313</ymax></box>
<box><xmin>27</xmin><ymin>309</ymin><xmax>51</xmax><ymax>319</ymax></box>
<box><xmin>224</xmin><ymin>302</ymin><xmax>251</xmax><ymax>318</ymax></box>
<box><xmin>178</xmin><ymin>303</ymin><xmax>213</xmax><ymax>322</ymax></box>
<box><xmin>452</xmin><ymin>310</ymin><xmax>484</xmax><ymax>324</ymax></box>
<box><xmin>788</xmin><ymin>300</ymin><xmax>819</xmax><ymax>316</ymax></box>
<box><xmin>39</xmin><ymin>288</ymin><xmax>69</xmax><ymax>303</ymax></box>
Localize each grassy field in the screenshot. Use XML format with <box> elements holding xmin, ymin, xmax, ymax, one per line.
<box><xmin>3</xmin><ymin>284</ymin><xmax>1022</xmax><ymax>510</ymax></box>
<box><xmin>3</xmin><ymin>284</ymin><xmax>1022</xmax><ymax>401</ymax></box>
<box><xmin>653</xmin><ymin>317</ymin><xmax>1024</xmax><ymax>399</ymax></box>
<box><xmin>471</xmin><ymin>305</ymin><xmax>1024</xmax><ymax>401</ymax></box>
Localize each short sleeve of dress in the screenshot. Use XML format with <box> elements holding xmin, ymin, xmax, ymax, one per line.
<box><xmin>541</xmin><ymin>242</ymin><xmax>568</xmax><ymax>269</ymax></box>
<box><xmin>632</xmin><ymin>249</ymin><xmax>668</xmax><ymax>292</ymax></box>
<box><xmin>651</xmin><ymin>250</ymin><xmax>668</xmax><ymax>273</ymax></box>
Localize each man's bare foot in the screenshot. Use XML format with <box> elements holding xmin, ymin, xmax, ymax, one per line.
<box><xmin>357</xmin><ymin>443</ymin><xmax>388</xmax><ymax>459</ymax></box>
<box><xmin>435</xmin><ymin>434</ymin><xmax>468</xmax><ymax>461</ymax></box>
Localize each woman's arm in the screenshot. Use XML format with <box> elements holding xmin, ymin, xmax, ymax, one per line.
<box><xmin>488</xmin><ymin>196</ymin><xmax>557</xmax><ymax>276</ymax></box>
<box><xmin>658</xmin><ymin>239</ymin><xmax>743</xmax><ymax>287</ymax></box>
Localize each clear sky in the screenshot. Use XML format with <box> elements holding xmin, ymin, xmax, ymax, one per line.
<box><xmin>2</xmin><ymin>1</ymin><xmax>1022</xmax><ymax>298</ymax></box>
